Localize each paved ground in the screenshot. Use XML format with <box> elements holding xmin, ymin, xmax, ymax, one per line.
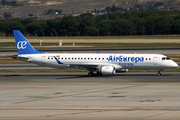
<box><xmin>1</xmin><ymin>39</ymin><xmax>180</xmax><ymax>43</ymax></box>
<box><xmin>0</xmin><ymin>73</ymin><xmax>180</xmax><ymax>120</ymax></box>
<box><xmin>1</xmin><ymin>73</ymin><xmax>180</xmax><ymax>83</ymax></box>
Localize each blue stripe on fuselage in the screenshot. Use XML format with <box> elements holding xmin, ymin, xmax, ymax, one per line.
<box><xmin>54</xmin><ymin>56</ymin><xmax>63</xmax><ymax>64</ymax></box>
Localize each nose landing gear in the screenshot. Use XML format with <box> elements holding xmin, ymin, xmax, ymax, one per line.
<box><xmin>157</xmin><ymin>69</ymin><xmax>163</xmax><ymax>76</ymax></box>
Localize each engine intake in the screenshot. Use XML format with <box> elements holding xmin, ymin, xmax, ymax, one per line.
<box><xmin>101</xmin><ymin>66</ymin><xmax>115</xmax><ymax>75</ymax></box>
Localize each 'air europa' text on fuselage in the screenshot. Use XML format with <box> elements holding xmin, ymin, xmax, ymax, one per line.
<box><xmin>108</xmin><ymin>55</ymin><xmax>144</xmax><ymax>63</ymax></box>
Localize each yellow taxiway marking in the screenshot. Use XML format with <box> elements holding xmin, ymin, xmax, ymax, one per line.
<box><xmin>0</xmin><ymin>76</ymin><xmax>5</xmax><ymax>78</ymax></box>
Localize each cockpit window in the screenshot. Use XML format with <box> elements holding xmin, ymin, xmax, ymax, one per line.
<box><xmin>166</xmin><ymin>57</ymin><xmax>170</xmax><ymax>60</ymax></box>
<box><xmin>162</xmin><ymin>57</ymin><xmax>170</xmax><ymax>60</ymax></box>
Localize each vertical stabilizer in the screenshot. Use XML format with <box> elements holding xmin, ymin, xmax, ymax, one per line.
<box><xmin>13</xmin><ymin>30</ymin><xmax>43</xmax><ymax>55</ymax></box>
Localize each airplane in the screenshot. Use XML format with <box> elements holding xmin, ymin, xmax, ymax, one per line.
<box><xmin>12</xmin><ymin>30</ymin><xmax>178</xmax><ymax>76</ymax></box>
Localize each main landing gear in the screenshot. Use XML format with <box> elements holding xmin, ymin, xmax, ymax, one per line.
<box><xmin>88</xmin><ymin>72</ymin><xmax>94</xmax><ymax>77</ymax></box>
<box><xmin>157</xmin><ymin>69</ymin><xmax>162</xmax><ymax>76</ymax></box>
<box><xmin>88</xmin><ymin>71</ymin><xmax>102</xmax><ymax>77</ymax></box>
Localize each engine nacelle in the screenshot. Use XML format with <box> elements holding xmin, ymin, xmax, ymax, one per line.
<box><xmin>101</xmin><ymin>66</ymin><xmax>115</xmax><ymax>75</ymax></box>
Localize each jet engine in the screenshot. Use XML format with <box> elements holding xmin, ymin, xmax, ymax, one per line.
<box><xmin>101</xmin><ymin>66</ymin><xmax>116</xmax><ymax>75</ymax></box>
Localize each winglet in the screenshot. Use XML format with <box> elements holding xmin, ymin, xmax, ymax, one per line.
<box><xmin>97</xmin><ymin>51</ymin><xmax>99</xmax><ymax>54</ymax></box>
<box><xmin>13</xmin><ymin>30</ymin><xmax>43</xmax><ymax>55</ymax></box>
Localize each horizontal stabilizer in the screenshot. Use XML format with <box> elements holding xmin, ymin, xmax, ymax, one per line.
<box><xmin>11</xmin><ymin>55</ymin><xmax>29</xmax><ymax>61</ymax></box>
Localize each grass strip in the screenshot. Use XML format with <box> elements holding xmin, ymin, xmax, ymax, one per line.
<box><xmin>0</xmin><ymin>58</ymin><xmax>30</xmax><ymax>64</ymax></box>
<box><xmin>128</xmin><ymin>68</ymin><xmax>180</xmax><ymax>72</ymax></box>
<box><xmin>0</xmin><ymin>69</ymin><xmax>88</xmax><ymax>73</ymax></box>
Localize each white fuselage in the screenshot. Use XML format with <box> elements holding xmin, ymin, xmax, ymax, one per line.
<box><xmin>18</xmin><ymin>53</ymin><xmax>178</xmax><ymax>71</ymax></box>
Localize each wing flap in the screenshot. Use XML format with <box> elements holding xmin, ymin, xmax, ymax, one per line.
<box><xmin>68</xmin><ymin>64</ymin><xmax>98</xmax><ymax>70</ymax></box>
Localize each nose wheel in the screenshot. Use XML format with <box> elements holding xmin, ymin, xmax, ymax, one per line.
<box><xmin>157</xmin><ymin>71</ymin><xmax>161</xmax><ymax>76</ymax></box>
<box><xmin>157</xmin><ymin>69</ymin><xmax>162</xmax><ymax>76</ymax></box>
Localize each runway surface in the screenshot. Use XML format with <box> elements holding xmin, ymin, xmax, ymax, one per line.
<box><xmin>1</xmin><ymin>47</ymin><xmax>180</xmax><ymax>55</ymax></box>
<box><xmin>0</xmin><ymin>72</ymin><xmax>180</xmax><ymax>83</ymax></box>
<box><xmin>0</xmin><ymin>73</ymin><xmax>180</xmax><ymax>120</ymax></box>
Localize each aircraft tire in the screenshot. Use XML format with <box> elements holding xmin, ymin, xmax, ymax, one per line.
<box><xmin>88</xmin><ymin>72</ymin><xmax>94</xmax><ymax>77</ymax></box>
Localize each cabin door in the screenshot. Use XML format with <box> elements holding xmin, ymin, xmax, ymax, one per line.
<box><xmin>153</xmin><ymin>57</ymin><xmax>157</xmax><ymax>65</ymax></box>
<box><xmin>42</xmin><ymin>56</ymin><xmax>46</xmax><ymax>64</ymax></box>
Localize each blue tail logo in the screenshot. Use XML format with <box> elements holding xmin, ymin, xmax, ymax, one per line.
<box><xmin>17</xmin><ymin>41</ymin><xmax>27</xmax><ymax>49</ymax></box>
<box><xmin>13</xmin><ymin>30</ymin><xmax>43</xmax><ymax>55</ymax></box>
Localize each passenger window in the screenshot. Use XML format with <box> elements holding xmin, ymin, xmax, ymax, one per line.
<box><xmin>102</xmin><ymin>58</ymin><xmax>104</xmax><ymax>60</ymax></box>
<box><xmin>99</xmin><ymin>58</ymin><xmax>100</xmax><ymax>60</ymax></box>
<box><xmin>62</xmin><ymin>58</ymin><xmax>63</xmax><ymax>60</ymax></box>
<box><xmin>149</xmin><ymin>58</ymin><xmax>151</xmax><ymax>60</ymax></box>
<box><xmin>95</xmin><ymin>58</ymin><xmax>97</xmax><ymax>60</ymax></box>
<box><xmin>84</xmin><ymin>58</ymin><xmax>86</xmax><ymax>60</ymax></box>
<box><xmin>91</xmin><ymin>58</ymin><xmax>93</xmax><ymax>60</ymax></box>
<box><xmin>75</xmin><ymin>58</ymin><xmax>76</xmax><ymax>60</ymax></box>
<box><xmin>146</xmin><ymin>58</ymin><xmax>147</xmax><ymax>60</ymax></box>
<box><xmin>88</xmin><ymin>58</ymin><xmax>90</xmax><ymax>60</ymax></box>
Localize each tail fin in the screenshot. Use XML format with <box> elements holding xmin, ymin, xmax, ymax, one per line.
<box><xmin>13</xmin><ymin>30</ymin><xmax>43</xmax><ymax>55</ymax></box>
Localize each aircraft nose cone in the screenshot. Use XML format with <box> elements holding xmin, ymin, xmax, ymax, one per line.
<box><xmin>171</xmin><ymin>61</ymin><xmax>178</xmax><ymax>68</ymax></box>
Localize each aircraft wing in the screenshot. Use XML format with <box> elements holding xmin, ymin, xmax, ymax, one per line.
<box><xmin>68</xmin><ymin>63</ymin><xmax>122</xmax><ymax>71</ymax></box>
<box><xmin>54</xmin><ymin>56</ymin><xmax>123</xmax><ymax>70</ymax></box>
<box><xmin>68</xmin><ymin>64</ymin><xmax>99</xmax><ymax>70</ymax></box>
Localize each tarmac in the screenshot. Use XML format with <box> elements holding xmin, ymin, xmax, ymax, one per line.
<box><xmin>0</xmin><ymin>73</ymin><xmax>180</xmax><ymax>120</ymax></box>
